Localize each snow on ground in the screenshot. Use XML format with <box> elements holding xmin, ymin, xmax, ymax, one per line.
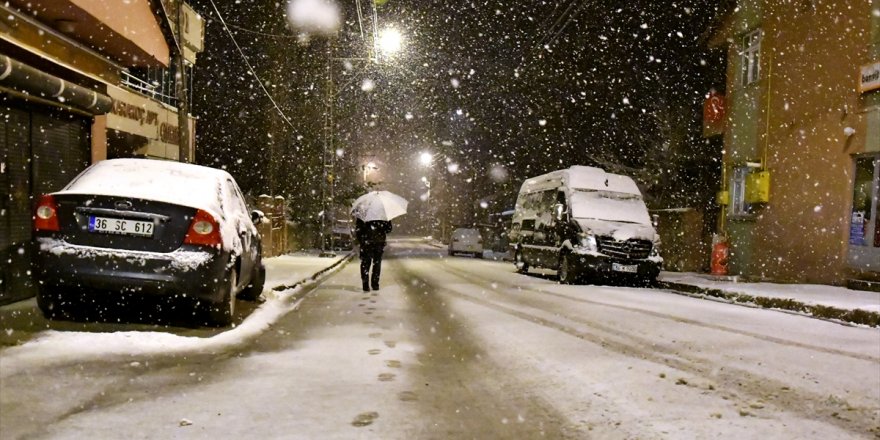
<box><xmin>0</xmin><ymin>254</ymin><xmax>345</xmax><ymax>379</ymax></box>
<box><xmin>263</xmin><ymin>252</ymin><xmax>347</xmax><ymax>290</ymax></box>
<box><xmin>661</xmin><ymin>272</ymin><xmax>880</xmax><ymax>312</ymax></box>
<box><xmin>404</xmin><ymin>254</ymin><xmax>880</xmax><ymax>438</ymax></box>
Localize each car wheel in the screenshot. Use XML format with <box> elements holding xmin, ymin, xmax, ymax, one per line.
<box><xmin>514</xmin><ymin>249</ymin><xmax>529</xmax><ymax>274</ymax></box>
<box><xmin>207</xmin><ymin>270</ymin><xmax>236</xmax><ymax>326</ymax></box>
<box><xmin>448</xmin><ymin>250</ymin><xmax>454</xmax><ymax>256</ymax></box>
<box><xmin>239</xmin><ymin>263</ymin><xmax>265</xmax><ymax>301</ymax></box>
<box><xmin>559</xmin><ymin>254</ymin><xmax>576</xmax><ymax>284</ymax></box>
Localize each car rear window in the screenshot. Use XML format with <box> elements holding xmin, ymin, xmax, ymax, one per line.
<box><xmin>57</xmin><ymin>159</ymin><xmax>225</xmax><ymax>214</ymax></box>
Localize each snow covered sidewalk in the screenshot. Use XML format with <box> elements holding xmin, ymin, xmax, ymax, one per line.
<box><xmin>659</xmin><ymin>272</ymin><xmax>880</xmax><ymax>327</ymax></box>
<box><xmin>263</xmin><ymin>251</ymin><xmax>351</xmax><ymax>292</ymax></box>
<box><xmin>0</xmin><ymin>251</ymin><xmax>352</xmax><ymax>378</ymax></box>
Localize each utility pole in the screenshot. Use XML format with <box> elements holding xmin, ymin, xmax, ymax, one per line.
<box><xmin>320</xmin><ymin>40</ymin><xmax>336</xmax><ymax>256</ymax></box>
<box><xmin>175</xmin><ymin>0</ymin><xmax>190</xmax><ymax>163</ymax></box>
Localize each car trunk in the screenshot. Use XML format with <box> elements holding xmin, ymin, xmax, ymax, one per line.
<box><xmin>52</xmin><ymin>194</ymin><xmax>197</xmax><ymax>253</ymax></box>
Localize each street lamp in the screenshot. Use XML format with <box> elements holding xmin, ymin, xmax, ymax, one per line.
<box><xmin>377</xmin><ymin>27</ymin><xmax>403</xmax><ymax>57</ymax></box>
<box><xmin>419</xmin><ymin>151</ymin><xmax>433</xmax><ymax>167</ymax></box>
<box><xmin>362</xmin><ymin>161</ymin><xmax>379</xmax><ymax>183</ymax></box>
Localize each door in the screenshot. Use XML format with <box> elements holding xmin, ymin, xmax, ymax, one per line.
<box><xmin>847</xmin><ymin>155</ymin><xmax>880</xmax><ymax>272</ymax></box>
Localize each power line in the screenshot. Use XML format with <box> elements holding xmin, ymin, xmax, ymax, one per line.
<box><xmin>225</xmin><ymin>22</ymin><xmax>298</xmax><ymax>39</ymax></box>
<box><xmin>536</xmin><ymin>0</ymin><xmax>581</xmax><ymax>48</ymax></box>
<box><xmin>355</xmin><ymin>0</ymin><xmax>367</xmax><ymax>43</ymax></box>
<box><xmin>541</xmin><ymin>0</ymin><xmax>591</xmax><ymax>48</ymax></box>
<box><xmin>207</xmin><ymin>0</ymin><xmax>295</xmax><ymax>129</ymax></box>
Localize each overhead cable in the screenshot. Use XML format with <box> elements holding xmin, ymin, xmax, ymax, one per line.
<box><xmin>207</xmin><ymin>0</ymin><xmax>295</xmax><ymax>129</ymax></box>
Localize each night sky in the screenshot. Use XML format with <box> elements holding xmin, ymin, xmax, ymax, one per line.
<box><xmin>190</xmin><ymin>0</ymin><xmax>730</xmax><ymax>228</ymax></box>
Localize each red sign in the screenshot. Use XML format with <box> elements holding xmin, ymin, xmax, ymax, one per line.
<box><xmin>703</xmin><ymin>90</ymin><xmax>726</xmax><ymax>137</ymax></box>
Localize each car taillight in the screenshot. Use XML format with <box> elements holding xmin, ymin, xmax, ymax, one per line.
<box><xmin>34</xmin><ymin>195</ymin><xmax>60</xmax><ymax>232</ymax></box>
<box><xmin>184</xmin><ymin>209</ymin><xmax>222</xmax><ymax>247</ymax></box>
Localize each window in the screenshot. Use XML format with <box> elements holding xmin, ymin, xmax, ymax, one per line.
<box><xmin>730</xmin><ymin>166</ymin><xmax>751</xmax><ymax>217</ymax></box>
<box><xmin>740</xmin><ymin>29</ymin><xmax>762</xmax><ymax>86</ymax></box>
<box><xmin>850</xmin><ymin>156</ymin><xmax>879</xmax><ymax>247</ymax></box>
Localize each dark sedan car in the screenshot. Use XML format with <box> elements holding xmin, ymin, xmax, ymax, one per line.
<box><xmin>32</xmin><ymin>159</ymin><xmax>265</xmax><ymax>326</ymax></box>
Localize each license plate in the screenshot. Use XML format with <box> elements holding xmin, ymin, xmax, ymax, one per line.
<box><xmin>88</xmin><ymin>216</ymin><xmax>154</xmax><ymax>237</ymax></box>
<box><xmin>612</xmin><ymin>263</ymin><xmax>638</xmax><ymax>273</ymax></box>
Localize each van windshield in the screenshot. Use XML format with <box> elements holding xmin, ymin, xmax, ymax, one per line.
<box><xmin>570</xmin><ymin>190</ymin><xmax>652</xmax><ymax>225</ymax></box>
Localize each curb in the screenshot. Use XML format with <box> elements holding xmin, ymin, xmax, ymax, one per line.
<box><xmin>271</xmin><ymin>252</ymin><xmax>354</xmax><ymax>292</ymax></box>
<box><xmin>658</xmin><ymin>281</ymin><xmax>880</xmax><ymax>328</ymax></box>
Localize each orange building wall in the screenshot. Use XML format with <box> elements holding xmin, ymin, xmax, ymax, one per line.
<box><xmin>742</xmin><ymin>0</ymin><xmax>869</xmax><ymax>283</ymax></box>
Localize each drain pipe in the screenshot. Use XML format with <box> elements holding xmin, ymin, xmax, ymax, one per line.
<box><xmin>0</xmin><ymin>55</ymin><xmax>112</xmax><ymax>115</ymax></box>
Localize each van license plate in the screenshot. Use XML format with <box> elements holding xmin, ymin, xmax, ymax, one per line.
<box><xmin>88</xmin><ymin>216</ymin><xmax>154</xmax><ymax>237</ymax></box>
<box><xmin>612</xmin><ymin>263</ymin><xmax>638</xmax><ymax>273</ymax></box>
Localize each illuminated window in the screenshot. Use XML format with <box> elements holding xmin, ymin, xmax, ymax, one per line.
<box><xmin>740</xmin><ymin>29</ymin><xmax>762</xmax><ymax>86</ymax></box>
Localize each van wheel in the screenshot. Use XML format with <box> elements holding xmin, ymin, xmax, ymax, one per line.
<box><xmin>514</xmin><ymin>250</ymin><xmax>529</xmax><ymax>274</ymax></box>
<box><xmin>559</xmin><ymin>254</ymin><xmax>577</xmax><ymax>284</ymax></box>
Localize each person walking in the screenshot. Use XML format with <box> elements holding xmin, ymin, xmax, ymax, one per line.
<box><xmin>355</xmin><ymin>218</ymin><xmax>392</xmax><ymax>292</ymax></box>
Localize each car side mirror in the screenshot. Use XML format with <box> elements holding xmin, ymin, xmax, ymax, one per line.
<box><xmin>251</xmin><ymin>210</ymin><xmax>266</xmax><ymax>224</ymax></box>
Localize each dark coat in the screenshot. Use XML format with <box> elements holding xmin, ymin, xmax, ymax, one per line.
<box><xmin>355</xmin><ymin>219</ymin><xmax>392</xmax><ymax>247</ymax></box>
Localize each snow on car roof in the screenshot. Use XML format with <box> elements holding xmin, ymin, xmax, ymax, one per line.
<box><xmin>55</xmin><ymin>158</ymin><xmax>230</xmax><ymax>216</ymax></box>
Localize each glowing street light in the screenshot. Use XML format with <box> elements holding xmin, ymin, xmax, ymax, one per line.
<box><xmin>377</xmin><ymin>27</ymin><xmax>403</xmax><ymax>57</ymax></box>
<box><xmin>419</xmin><ymin>151</ymin><xmax>433</xmax><ymax>167</ymax></box>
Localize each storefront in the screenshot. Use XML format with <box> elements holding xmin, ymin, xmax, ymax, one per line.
<box><xmin>0</xmin><ymin>99</ymin><xmax>96</xmax><ymax>303</ymax></box>
<box><xmin>848</xmin><ymin>155</ymin><xmax>880</xmax><ymax>274</ymax></box>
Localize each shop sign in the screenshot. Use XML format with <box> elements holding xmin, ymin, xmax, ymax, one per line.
<box><xmin>859</xmin><ymin>61</ymin><xmax>880</xmax><ymax>93</ymax></box>
<box><xmin>107</xmin><ymin>85</ymin><xmax>181</xmax><ymax>159</ymax></box>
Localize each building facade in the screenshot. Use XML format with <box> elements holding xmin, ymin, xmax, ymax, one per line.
<box><xmin>0</xmin><ymin>0</ymin><xmax>204</xmax><ymax>303</ymax></box>
<box><xmin>711</xmin><ymin>0</ymin><xmax>879</xmax><ymax>286</ymax></box>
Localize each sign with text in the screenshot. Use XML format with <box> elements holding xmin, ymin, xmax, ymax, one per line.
<box><xmin>859</xmin><ymin>62</ymin><xmax>880</xmax><ymax>93</ymax></box>
<box><xmin>106</xmin><ymin>85</ymin><xmax>181</xmax><ymax>159</ymax></box>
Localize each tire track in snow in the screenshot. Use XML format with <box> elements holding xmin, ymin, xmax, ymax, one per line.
<box><xmin>388</xmin><ymin>259</ymin><xmax>582</xmax><ymax>439</ymax></box>
<box><xmin>406</xmin><ymin>258</ymin><xmax>880</xmax><ymax>438</ymax></box>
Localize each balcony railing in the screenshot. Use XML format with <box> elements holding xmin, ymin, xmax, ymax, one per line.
<box><xmin>121</xmin><ymin>70</ymin><xmax>178</xmax><ymax>106</ymax></box>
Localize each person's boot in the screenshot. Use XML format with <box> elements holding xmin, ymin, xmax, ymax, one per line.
<box><xmin>362</xmin><ymin>280</ymin><xmax>370</xmax><ymax>292</ymax></box>
<box><xmin>371</xmin><ymin>278</ymin><xmax>379</xmax><ymax>291</ymax></box>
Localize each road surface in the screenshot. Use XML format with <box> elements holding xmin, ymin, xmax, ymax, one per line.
<box><xmin>1</xmin><ymin>239</ymin><xmax>878</xmax><ymax>439</ymax></box>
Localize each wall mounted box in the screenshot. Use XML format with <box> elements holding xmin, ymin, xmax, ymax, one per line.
<box><xmin>746</xmin><ymin>170</ymin><xmax>771</xmax><ymax>204</ymax></box>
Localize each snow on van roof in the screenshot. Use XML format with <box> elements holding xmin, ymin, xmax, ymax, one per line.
<box><xmin>521</xmin><ymin>166</ymin><xmax>642</xmax><ymax>195</ymax></box>
<box><xmin>55</xmin><ymin>159</ymin><xmax>230</xmax><ymax>215</ymax></box>
<box><xmin>566</xmin><ymin>166</ymin><xmax>641</xmax><ymax>194</ymax></box>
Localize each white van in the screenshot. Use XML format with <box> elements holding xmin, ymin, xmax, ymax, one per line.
<box><xmin>449</xmin><ymin>227</ymin><xmax>484</xmax><ymax>258</ymax></box>
<box><xmin>508</xmin><ymin>166</ymin><xmax>662</xmax><ymax>284</ymax></box>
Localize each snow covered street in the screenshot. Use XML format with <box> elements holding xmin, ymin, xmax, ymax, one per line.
<box><xmin>1</xmin><ymin>239</ymin><xmax>878</xmax><ymax>439</ymax></box>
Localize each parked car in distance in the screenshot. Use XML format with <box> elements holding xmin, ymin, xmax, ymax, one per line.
<box><xmin>32</xmin><ymin>158</ymin><xmax>265</xmax><ymax>326</ymax></box>
<box><xmin>508</xmin><ymin>166</ymin><xmax>662</xmax><ymax>285</ymax></box>
<box><xmin>326</xmin><ymin>219</ymin><xmax>353</xmax><ymax>251</ymax></box>
<box><xmin>449</xmin><ymin>227</ymin><xmax>483</xmax><ymax>258</ymax></box>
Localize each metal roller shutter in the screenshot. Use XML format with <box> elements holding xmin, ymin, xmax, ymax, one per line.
<box><xmin>0</xmin><ymin>105</ymin><xmax>89</xmax><ymax>304</ymax></box>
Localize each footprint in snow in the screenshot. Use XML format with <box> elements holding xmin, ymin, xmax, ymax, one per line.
<box><xmin>352</xmin><ymin>412</ymin><xmax>379</xmax><ymax>427</ymax></box>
